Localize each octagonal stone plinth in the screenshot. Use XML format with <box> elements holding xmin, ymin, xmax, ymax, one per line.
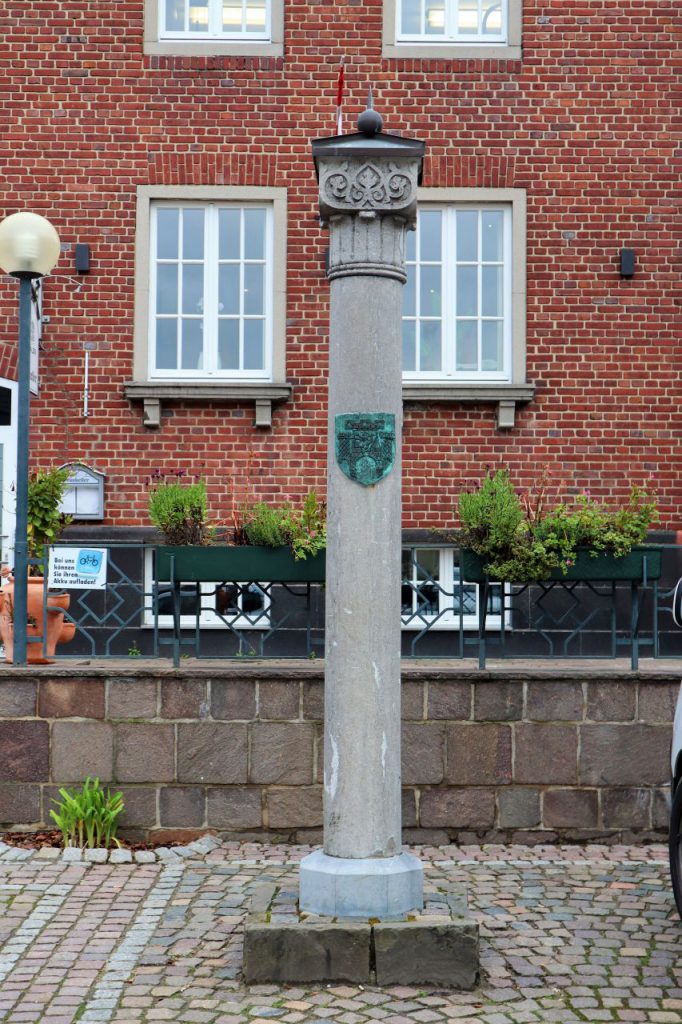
<box><xmin>299</xmin><ymin>849</ymin><xmax>423</xmax><ymax>918</ymax></box>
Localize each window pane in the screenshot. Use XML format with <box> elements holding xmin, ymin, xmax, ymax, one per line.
<box><xmin>244</xmin><ymin>209</ymin><xmax>266</xmax><ymax>259</ymax></box>
<box><xmin>182</xmin><ymin>208</ymin><xmax>204</xmax><ymax>260</ymax></box>
<box><xmin>402</xmin><ymin>320</ymin><xmax>416</xmax><ymax>371</ymax></box>
<box><xmin>415</xmin><ymin>548</ymin><xmax>439</xmax><ymax>580</ymax></box>
<box><xmin>401</xmin><ymin>0</ymin><xmax>421</xmax><ymax>34</ymax></box>
<box><xmin>223</xmin><ymin>0</ymin><xmax>243</xmax><ymax>30</ymax></box>
<box><xmin>244</xmin><ymin>320</ymin><xmax>264</xmax><ymax>370</ymax></box>
<box><xmin>420</xmin><ymin>320</ymin><xmax>441</xmax><ymax>372</ymax></box>
<box><xmin>218</xmin><ymin>319</ymin><xmax>239</xmax><ymax>369</ymax></box>
<box><xmin>415</xmin><ymin>549</ymin><xmax>439</xmax><ymax>614</ymax></box>
<box><xmin>456</xmin><ymin>320</ymin><xmax>478</xmax><ymax>371</ymax></box>
<box><xmin>456</xmin><ymin>210</ymin><xmax>478</xmax><ymax>261</ymax></box>
<box><xmin>244</xmin><ymin>264</ymin><xmax>264</xmax><ymax>315</ymax></box>
<box><xmin>482</xmin><ymin>210</ymin><xmax>504</xmax><ymax>261</ymax></box>
<box><xmin>401</xmin><ymin>551</ymin><xmax>415</xmax><ymax>614</ymax></box>
<box><xmin>156</xmin><ymin>320</ymin><xmax>177</xmax><ymax>369</ymax></box>
<box><xmin>165</xmin><ymin>0</ymin><xmax>185</xmax><ymax>31</ymax></box>
<box><xmin>188</xmin><ymin>0</ymin><xmax>209</xmax><ymax>31</ymax></box>
<box><xmin>181</xmin><ymin>319</ymin><xmax>203</xmax><ymax>369</ymax></box>
<box><xmin>246</xmin><ymin>0</ymin><xmax>267</xmax><ymax>30</ymax></box>
<box><xmin>456</xmin><ymin>265</ymin><xmax>477</xmax><ymax>316</ymax></box>
<box><xmin>482</xmin><ymin>0</ymin><xmax>503</xmax><ymax>34</ymax></box>
<box><xmin>482</xmin><ymin>320</ymin><xmax>503</xmax><ymax>371</ymax></box>
<box><xmin>219</xmin><ymin>264</ymin><xmax>240</xmax><ymax>315</ymax></box>
<box><xmin>425</xmin><ymin>0</ymin><xmax>445</xmax><ymax>34</ymax></box>
<box><xmin>403</xmin><ymin>265</ymin><xmax>416</xmax><ymax>317</ymax></box>
<box><xmin>182</xmin><ymin>264</ymin><xmax>203</xmax><ymax>314</ymax></box>
<box><xmin>482</xmin><ymin>265</ymin><xmax>502</xmax><ymax>317</ymax></box>
<box><xmin>156</xmin><ymin>208</ymin><xmax>178</xmax><ymax>259</ymax></box>
<box><xmin>420</xmin><ymin>265</ymin><xmax>441</xmax><ymax>317</ymax></box>
<box><xmin>419</xmin><ymin>210</ymin><xmax>442</xmax><ymax>262</ymax></box>
<box><xmin>458</xmin><ymin>0</ymin><xmax>479</xmax><ymax>33</ymax></box>
<box><xmin>453</xmin><ymin>565</ymin><xmax>477</xmax><ymax>614</ymax></box>
<box><xmin>219</xmin><ymin>208</ymin><xmax>241</xmax><ymax>260</ymax></box>
<box><xmin>156</xmin><ymin>264</ymin><xmax>178</xmax><ymax>314</ymax></box>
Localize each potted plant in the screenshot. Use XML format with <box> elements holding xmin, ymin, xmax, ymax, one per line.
<box><xmin>0</xmin><ymin>467</ymin><xmax>76</xmax><ymax>662</ymax></box>
<box><xmin>149</xmin><ymin>473</ymin><xmax>326</xmax><ymax>583</ymax></box>
<box><xmin>452</xmin><ymin>468</ymin><xmax>661</xmax><ymax>584</ymax></box>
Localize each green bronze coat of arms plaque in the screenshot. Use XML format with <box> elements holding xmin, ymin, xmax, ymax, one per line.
<box><xmin>335</xmin><ymin>413</ymin><xmax>396</xmax><ymax>486</ymax></box>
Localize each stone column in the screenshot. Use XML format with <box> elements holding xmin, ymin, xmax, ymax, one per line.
<box><xmin>300</xmin><ymin>108</ymin><xmax>425</xmax><ymax>918</ymax></box>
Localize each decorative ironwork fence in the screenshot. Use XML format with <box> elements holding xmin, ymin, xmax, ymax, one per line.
<box><xmin>12</xmin><ymin>542</ymin><xmax>682</xmax><ymax>663</ymax></box>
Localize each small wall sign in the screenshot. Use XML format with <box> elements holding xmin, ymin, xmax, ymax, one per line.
<box><xmin>48</xmin><ymin>547</ymin><xmax>108</xmax><ymax>589</ymax></box>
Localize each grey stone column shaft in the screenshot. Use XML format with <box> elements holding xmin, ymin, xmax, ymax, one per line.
<box><xmin>325</xmin><ymin>267</ymin><xmax>404</xmax><ymax>858</ymax></box>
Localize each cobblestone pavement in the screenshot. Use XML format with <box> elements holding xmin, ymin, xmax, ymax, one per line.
<box><xmin>0</xmin><ymin>843</ymin><xmax>679</xmax><ymax>1024</ymax></box>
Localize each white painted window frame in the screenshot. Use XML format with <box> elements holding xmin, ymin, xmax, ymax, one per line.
<box><xmin>383</xmin><ymin>0</ymin><xmax>522</xmax><ymax>59</ymax></box>
<box><xmin>159</xmin><ymin>0</ymin><xmax>271</xmax><ymax>40</ymax></box>
<box><xmin>401</xmin><ymin>547</ymin><xmax>503</xmax><ymax>631</ymax></box>
<box><xmin>144</xmin><ymin>0</ymin><xmax>283</xmax><ymax>56</ymax></box>
<box><xmin>403</xmin><ymin>204</ymin><xmax>513</xmax><ymax>384</ymax></box>
<box><xmin>148</xmin><ymin>201</ymin><xmax>273</xmax><ymax>381</ymax></box>
<box><xmin>396</xmin><ymin>0</ymin><xmax>507</xmax><ymax>44</ymax></box>
<box><xmin>133</xmin><ymin>185</ymin><xmax>287</xmax><ymax>388</ymax></box>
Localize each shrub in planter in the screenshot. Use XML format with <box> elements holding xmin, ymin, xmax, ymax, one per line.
<box><xmin>148</xmin><ymin>471</ymin><xmax>213</xmax><ymax>546</ymax></box>
<box><xmin>452</xmin><ymin>468</ymin><xmax>659</xmax><ymax>583</ymax></box>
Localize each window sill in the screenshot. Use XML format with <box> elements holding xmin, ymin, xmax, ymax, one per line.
<box><xmin>143</xmin><ymin>40</ymin><xmax>283</xmax><ymax>58</ymax></box>
<box><xmin>402</xmin><ymin>382</ymin><xmax>535</xmax><ymax>428</ymax></box>
<box><xmin>383</xmin><ymin>42</ymin><xmax>521</xmax><ymax>60</ymax></box>
<box><xmin>124</xmin><ymin>381</ymin><xmax>293</xmax><ymax>428</ymax></box>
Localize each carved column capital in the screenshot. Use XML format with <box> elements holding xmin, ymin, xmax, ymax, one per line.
<box><xmin>317</xmin><ymin>156</ymin><xmax>421</xmax><ymax>282</ymax></box>
<box><xmin>318</xmin><ymin>157</ymin><xmax>419</xmax><ymax>228</ymax></box>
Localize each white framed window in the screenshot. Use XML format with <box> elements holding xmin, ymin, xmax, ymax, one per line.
<box><xmin>383</xmin><ymin>0</ymin><xmax>521</xmax><ymax>59</ymax></box>
<box><xmin>143</xmin><ymin>553</ymin><xmax>270</xmax><ymax>629</ymax></box>
<box><xmin>403</xmin><ymin>205</ymin><xmax>512</xmax><ymax>382</ymax></box>
<box><xmin>150</xmin><ymin>202</ymin><xmax>272</xmax><ymax>381</ymax></box>
<box><xmin>160</xmin><ymin>0</ymin><xmax>270</xmax><ymax>39</ymax></box>
<box><xmin>401</xmin><ymin>548</ymin><xmax>502</xmax><ymax>631</ymax></box>
<box><xmin>145</xmin><ymin>0</ymin><xmax>283</xmax><ymax>56</ymax></box>
<box><xmin>399</xmin><ymin>0</ymin><xmax>506</xmax><ymax>43</ymax></box>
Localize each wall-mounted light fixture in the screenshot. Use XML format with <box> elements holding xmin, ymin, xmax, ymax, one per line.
<box><xmin>620</xmin><ymin>248</ymin><xmax>635</xmax><ymax>278</ymax></box>
<box><xmin>75</xmin><ymin>243</ymin><xmax>90</xmax><ymax>273</ymax></box>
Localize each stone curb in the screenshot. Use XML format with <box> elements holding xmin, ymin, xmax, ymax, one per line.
<box><xmin>0</xmin><ymin>834</ymin><xmax>222</xmax><ymax>865</ymax></box>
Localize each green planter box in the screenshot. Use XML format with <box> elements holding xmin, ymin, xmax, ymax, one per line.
<box><xmin>460</xmin><ymin>546</ymin><xmax>662</xmax><ymax>584</ymax></box>
<box><xmin>155</xmin><ymin>545</ymin><xmax>326</xmax><ymax>583</ymax></box>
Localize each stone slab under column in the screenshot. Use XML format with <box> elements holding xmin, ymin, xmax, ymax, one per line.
<box><xmin>242</xmin><ymin>881</ymin><xmax>479</xmax><ymax>988</ymax></box>
<box><xmin>299</xmin><ymin>849</ymin><xmax>423</xmax><ymax>918</ymax></box>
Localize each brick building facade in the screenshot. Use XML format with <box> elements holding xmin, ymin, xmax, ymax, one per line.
<box><xmin>0</xmin><ymin>0</ymin><xmax>679</xmax><ymax>543</ymax></box>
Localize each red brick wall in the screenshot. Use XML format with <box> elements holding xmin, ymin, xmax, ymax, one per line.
<box><xmin>0</xmin><ymin>0</ymin><xmax>679</xmax><ymax>529</ymax></box>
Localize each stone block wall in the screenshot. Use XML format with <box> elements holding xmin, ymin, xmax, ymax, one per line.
<box><xmin>0</xmin><ymin>664</ymin><xmax>677</xmax><ymax>843</ymax></box>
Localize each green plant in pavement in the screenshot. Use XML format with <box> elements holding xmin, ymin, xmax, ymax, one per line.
<box><xmin>49</xmin><ymin>777</ymin><xmax>124</xmax><ymax>849</ymax></box>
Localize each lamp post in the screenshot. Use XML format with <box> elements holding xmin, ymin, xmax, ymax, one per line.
<box><xmin>0</xmin><ymin>212</ymin><xmax>60</xmax><ymax>665</ymax></box>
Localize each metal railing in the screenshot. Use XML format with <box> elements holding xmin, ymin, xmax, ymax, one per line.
<box><xmin>10</xmin><ymin>542</ymin><xmax>682</xmax><ymax>664</ymax></box>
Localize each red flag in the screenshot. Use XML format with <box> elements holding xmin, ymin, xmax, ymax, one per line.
<box><xmin>336</xmin><ymin>58</ymin><xmax>345</xmax><ymax>135</ymax></box>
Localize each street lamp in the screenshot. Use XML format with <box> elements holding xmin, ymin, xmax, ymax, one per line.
<box><xmin>0</xmin><ymin>212</ymin><xmax>60</xmax><ymax>664</ymax></box>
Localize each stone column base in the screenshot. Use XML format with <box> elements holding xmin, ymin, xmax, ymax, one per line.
<box><xmin>299</xmin><ymin>849</ymin><xmax>424</xmax><ymax>918</ymax></box>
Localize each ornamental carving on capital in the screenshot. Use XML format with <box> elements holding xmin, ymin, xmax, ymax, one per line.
<box><xmin>319</xmin><ymin>158</ymin><xmax>419</xmax><ymax>222</ymax></box>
